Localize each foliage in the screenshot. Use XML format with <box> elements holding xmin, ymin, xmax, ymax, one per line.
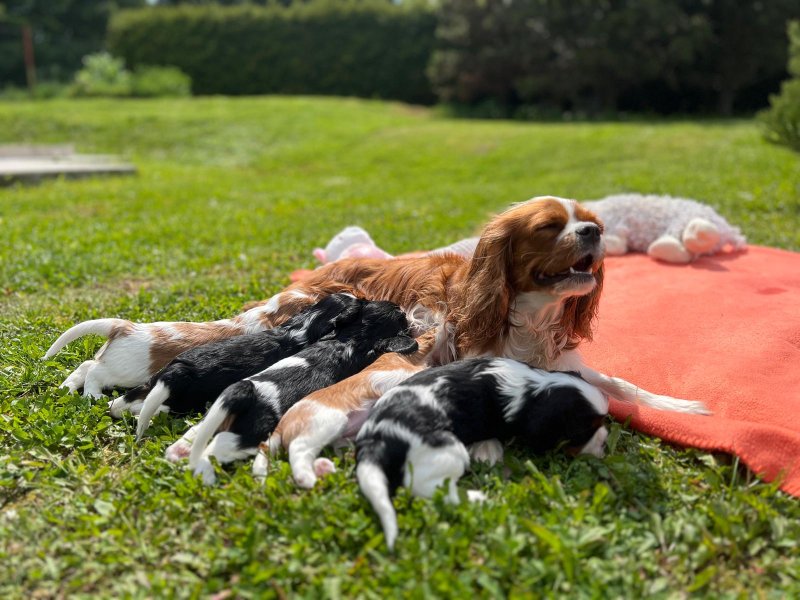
<box><xmin>429</xmin><ymin>0</ymin><xmax>796</xmax><ymax>115</ymax></box>
<box><xmin>0</xmin><ymin>0</ymin><xmax>145</xmax><ymax>86</ymax></box>
<box><xmin>678</xmin><ymin>0</ymin><xmax>798</xmax><ymax>115</ymax></box>
<box><xmin>759</xmin><ymin>22</ymin><xmax>800</xmax><ymax>152</ymax></box>
<box><xmin>1</xmin><ymin>97</ymin><xmax>799</xmax><ymax>596</ymax></box>
<box><xmin>108</xmin><ymin>1</ymin><xmax>437</xmax><ymax>103</ymax></box>
<box><xmin>131</xmin><ymin>65</ymin><xmax>191</xmax><ymax>97</ymax></box>
<box><xmin>69</xmin><ymin>52</ymin><xmax>132</xmax><ymax>98</ymax></box>
<box><xmin>0</xmin><ymin>81</ymin><xmax>69</xmax><ymax>101</ymax></box>
<box><xmin>68</xmin><ymin>52</ymin><xmax>192</xmax><ymax>98</ymax></box>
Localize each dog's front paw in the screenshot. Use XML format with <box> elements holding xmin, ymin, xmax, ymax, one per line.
<box><xmin>468</xmin><ymin>439</ymin><xmax>504</xmax><ymax>466</ymax></box>
<box><xmin>679</xmin><ymin>399</ymin><xmax>712</xmax><ymax>415</ymax></box>
<box><xmin>313</xmin><ymin>457</ymin><xmax>336</xmax><ymax>478</ymax></box>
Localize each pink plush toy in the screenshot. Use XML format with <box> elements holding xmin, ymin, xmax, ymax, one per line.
<box><xmin>312</xmin><ymin>226</ymin><xmax>393</xmax><ymax>263</ymax></box>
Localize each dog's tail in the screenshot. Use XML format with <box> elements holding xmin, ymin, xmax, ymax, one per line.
<box><xmin>356</xmin><ymin>436</ymin><xmax>409</xmax><ymax>551</ymax></box>
<box><xmin>135</xmin><ymin>381</ymin><xmax>171</xmax><ymax>441</ymax></box>
<box><xmin>356</xmin><ymin>459</ymin><xmax>399</xmax><ymax>551</ymax></box>
<box><xmin>188</xmin><ymin>395</ymin><xmax>230</xmax><ymax>485</ymax></box>
<box><xmin>43</xmin><ymin>318</ymin><xmax>132</xmax><ymax>359</ymax></box>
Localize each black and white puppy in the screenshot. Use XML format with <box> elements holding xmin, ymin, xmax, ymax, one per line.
<box><xmin>188</xmin><ymin>300</ymin><xmax>418</xmax><ymax>485</ymax></box>
<box><xmin>356</xmin><ymin>357</ymin><xmax>609</xmax><ymax>550</ymax></box>
<box><xmin>107</xmin><ymin>293</ymin><xmax>364</xmax><ymax>440</ymax></box>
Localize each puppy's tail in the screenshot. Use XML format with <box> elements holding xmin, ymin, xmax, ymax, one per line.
<box><xmin>356</xmin><ymin>459</ymin><xmax>399</xmax><ymax>551</ymax></box>
<box><xmin>188</xmin><ymin>396</ymin><xmax>230</xmax><ymax>485</ymax></box>
<box><xmin>43</xmin><ymin>318</ymin><xmax>132</xmax><ymax>359</ymax></box>
<box><xmin>135</xmin><ymin>381</ymin><xmax>171</xmax><ymax>441</ymax></box>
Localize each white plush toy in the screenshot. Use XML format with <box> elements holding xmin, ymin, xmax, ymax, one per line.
<box><xmin>584</xmin><ymin>194</ymin><xmax>747</xmax><ymax>264</ymax></box>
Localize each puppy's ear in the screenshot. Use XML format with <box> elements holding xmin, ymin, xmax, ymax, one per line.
<box><xmin>374</xmin><ymin>335</ymin><xmax>418</xmax><ymax>355</ymax></box>
<box><xmin>331</xmin><ymin>301</ymin><xmax>363</xmax><ymax>329</ymax></box>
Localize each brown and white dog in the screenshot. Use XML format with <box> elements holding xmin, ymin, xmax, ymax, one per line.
<box><xmin>44</xmin><ymin>196</ymin><xmax>708</xmax><ymax>414</ymax></box>
<box><xmin>264</xmin><ymin>329</ymin><xmax>438</xmax><ymax>488</ymax></box>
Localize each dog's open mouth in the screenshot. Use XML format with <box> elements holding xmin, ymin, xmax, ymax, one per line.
<box><xmin>533</xmin><ymin>254</ymin><xmax>596</xmax><ymax>286</ymax></box>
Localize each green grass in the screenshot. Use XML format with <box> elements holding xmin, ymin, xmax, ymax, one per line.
<box><xmin>1</xmin><ymin>96</ymin><xmax>799</xmax><ymax>598</ymax></box>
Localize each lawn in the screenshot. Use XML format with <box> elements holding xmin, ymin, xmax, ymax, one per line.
<box><xmin>1</xmin><ymin>96</ymin><xmax>799</xmax><ymax>598</ymax></box>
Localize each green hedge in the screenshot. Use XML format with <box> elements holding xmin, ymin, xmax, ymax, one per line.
<box><xmin>759</xmin><ymin>21</ymin><xmax>800</xmax><ymax>152</ymax></box>
<box><xmin>108</xmin><ymin>1</ymin><xmax>436</xmax><ymax>104</ymax></box>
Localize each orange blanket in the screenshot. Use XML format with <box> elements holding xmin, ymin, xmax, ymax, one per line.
<box><xmin>582</xmin><ymin>246</ymin><xmax>800</xmax><ymax>496</ymax></box>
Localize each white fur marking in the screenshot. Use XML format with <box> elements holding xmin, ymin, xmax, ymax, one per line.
<box><xmin>263</xmin><ymin>356</ymin><xmax>308</xmax><ymax>373</ymax></box>
<box><xmin>368</xmin><ymin>370</ymin><xmax>422</xmax><ymax>396</ymax></box>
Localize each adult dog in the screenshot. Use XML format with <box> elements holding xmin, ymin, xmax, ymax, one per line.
<box><xmin>45</xmin><ymin>196</ymin><xmax>707</xmax><ymax>415</ymax></box>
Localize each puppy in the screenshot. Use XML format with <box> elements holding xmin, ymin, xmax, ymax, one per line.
<box><xmin>187</xmin><ymin>300</ymin><xmax>418</xmax><ymax>485</ymax></box>
<box><xmin>42</xmin><ymin>285</ymin><xmax>353</xmax><ymax>397</ymax></box>
<box><xmin>267</xmin><ymin>329</ymin><xmax>438</xmax><ymax>489</ymax></box>
<box><xmin>355</xmin><ymin>357</ymin><xmax>609</xmax><ymax>550</ymax></box>
<box><xmin>106</xmin><ymin>294</ymin><xmax>363</xmax><ymax>439</ymax></box>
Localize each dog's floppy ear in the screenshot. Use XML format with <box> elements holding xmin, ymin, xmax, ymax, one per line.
<box><xmin>374</xmin><ymin>335</ymin><xmax>418</xmax><ymax>355</ymax></box>
<box><xmin>560</xmin><ymin>262</ymin><xmax>604</xmax><ymax>347</ymax></box>
<box><xmin>330</xmin><ymin>298</ymin><xmax>363</xmax><ymax>329</ymax></box>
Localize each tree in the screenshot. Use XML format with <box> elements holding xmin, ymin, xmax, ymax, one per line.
<box><xmin>0</xmin><ymin>0</ymin><xmax>145</xmax><ymax>86</ymax></box>
<box><xmin>679</xmin><ymin>0</ymin><xmax>797</xmax><ymax>115</ymax></box>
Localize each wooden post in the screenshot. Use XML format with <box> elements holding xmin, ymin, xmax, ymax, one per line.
<box><xmin>21</xmin><ymin>24</ymin><xmax>37</xmax><ymax>94</ymax></box>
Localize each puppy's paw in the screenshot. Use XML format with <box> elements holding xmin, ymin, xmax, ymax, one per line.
<box><xmin>108</xmin><ymin>398</ymin><xmax>130</xmax><ymax>419</ymax></box>
<box><xmin>466</xmin><ymin>490</ymin><xmax>488</xmax><ymax>503</ymax></box>
<box><xmin>252</xmin><ymin>452</ymin><xmax>269</xmax><ymax>482</ymax></box>
<box><xmin>165</xmin><ymin>439</ymin><xmax>192</xmax><ymax>463</ymax></box>
<box><xmin>313</xmin><ymin>457</ymin><xmax>336</xmax><ymax>478</ymax></box>
<box><xmin>192</xmin><ymin>461</ymin><xmax>217</xmax><ymax>486</ymax></box>
<box><xmin>468</xmin><ymin>439</ymin><xmax>504</xmax><ymax>466</ymax></box>
<box><xmin>293</xmin><ymin>470</ymin><xmax>317</xmax><ymax>489</ymax></box>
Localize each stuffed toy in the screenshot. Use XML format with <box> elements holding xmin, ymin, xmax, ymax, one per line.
<box><xmin>312</xmin><ymin>225</ymin><xmax>393</xmax><ymax>263</ymax></box>
<box><xmin>584</xmin><ymin>194</ymin><xmax>747</xmax><ymax>264</ymax></box>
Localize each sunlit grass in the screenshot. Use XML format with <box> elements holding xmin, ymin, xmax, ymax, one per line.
<box><xmin>1</xmin><ymin>97</ymin><xmax>798</xmax><ymax>597</ymax></box>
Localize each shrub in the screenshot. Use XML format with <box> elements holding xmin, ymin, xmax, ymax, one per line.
<box><xmin>759</xmin><ymin>22</ymin><xmax>800</xmax><ymax>152</ymax></box>
<box><xmin>70</xmin><ymin>52</ymin><xmax>132</xmax><ymax>97</ymax></box>
<box><xmin>108</xmin><ymin>2</ymin><xmax>436</xmax><ymax>103</ymax></box>
<box><xmin>0</xmin><ymin>82</ymin><xmax>69</xmax><ymax>101</ymax></box>
<box><xmin>428</xmin><ymin>0</ymin><xmax>797</xmax><ymax>115</ymax></box>
<box><xmin>131</xmin><ymin>66</ymin><xmax>191</xmax><ymax>97</ymax></box>
<box><xmin>69</xmin><ymin>52</ymin><xmax>192</xmax><ymax>98</ymax></box>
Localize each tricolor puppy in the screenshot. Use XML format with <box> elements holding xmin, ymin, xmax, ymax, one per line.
<box><xmin>268</xmin><ymin>329</ymin><xmax>438</xmax><ymax>489</ymax></box>
<box><xmin>41</xmin><ymin>286</ymin><xmax>343</xmax><ymax>398</ymax></box>
<box><xmin>356</xmin><ymin>357</ymin><xmax>609</xmax><ymax>550</ymax></box>
<box><xmin>188</xmin><ymin>300</ymin><xmax>418</xmax><ymax>485</ymax></box>
<box><xmin>106</xmin><ymin>294</ymin><xmax>364</xmax><ymax>439</ymax></box>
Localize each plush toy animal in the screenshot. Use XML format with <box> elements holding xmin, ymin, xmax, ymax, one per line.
<box><xmin>305</xmin><ymin>195</ymin><xmax>746</xmax><ymax>268</ymax></box>
<box><xmin>583</xmin><ymin>194</ymin><xmax>747</xmax><ymax>264</ymax></box>
<box><xmin>312</xmin><ymin>226</ymin><xmax>392</xmax><ymax>263</ymax></box>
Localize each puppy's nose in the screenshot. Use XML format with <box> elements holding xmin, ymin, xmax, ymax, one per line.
<box><xmin>576</xmin><ymin>224</ymin><xmax>601</xmax><ymax>241</ymax></box>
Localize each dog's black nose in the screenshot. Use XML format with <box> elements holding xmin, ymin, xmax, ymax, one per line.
<box><xmin>576</xmin><ymin>224</ymin><xmax>601</xmax><ymax>241</ymax></box>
